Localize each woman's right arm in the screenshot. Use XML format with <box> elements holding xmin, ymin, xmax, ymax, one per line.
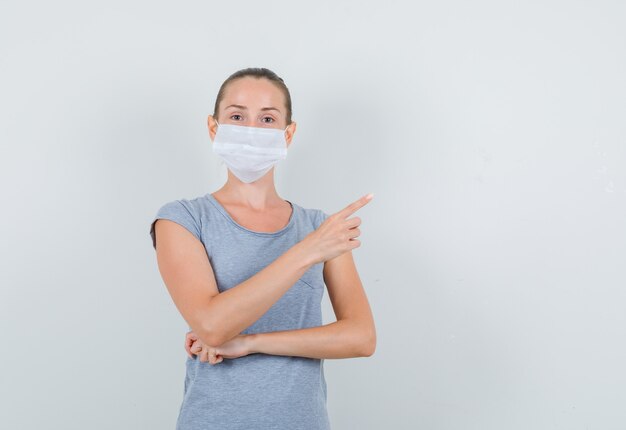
<box><xmin>153</xmin><ymin>219</ymin><xmax>317</xmax><ymax>348</ymax></box>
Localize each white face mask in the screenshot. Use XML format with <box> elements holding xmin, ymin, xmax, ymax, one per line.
<box><xmin>212</xmin><ymin>120</ymin><xmax>289</xmax><ymax>183</ymax></box>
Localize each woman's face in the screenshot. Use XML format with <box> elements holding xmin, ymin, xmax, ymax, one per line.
<box><xmin>208</xmin><ymin>76</ymin><xmax>296</xmax><ymax>146</ymax></box>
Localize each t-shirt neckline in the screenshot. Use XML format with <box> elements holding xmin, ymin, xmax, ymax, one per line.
<box><xmin>204</xmin><ymin>193</ymin><xmax>296</xmax><ymax>237</ymax></box>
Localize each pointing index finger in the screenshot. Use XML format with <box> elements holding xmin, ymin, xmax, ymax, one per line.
<box><xmin>340</xmin><ymin>193</ymin><xmax>374</xmax><ymax>218</ymax></box>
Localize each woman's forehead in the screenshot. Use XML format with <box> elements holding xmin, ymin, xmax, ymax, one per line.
<box><xmin>222</xmin><ymin>77</ymin><xmax>284</xmax><ymax>109</ymax></box>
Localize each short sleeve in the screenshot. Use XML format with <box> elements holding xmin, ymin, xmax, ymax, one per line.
<box><xmin>314</xmin><ymin>209</ymin><xmax>330</xmax><ymax>230</ymax></box>
<box><xmin>149</xmin><ymin>200</ymin><xmax>202</xmax><ymax>249</ymax></box>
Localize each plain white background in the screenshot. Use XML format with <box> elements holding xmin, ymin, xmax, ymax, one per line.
<box><xmin>1</xmin><ymin>1</ymin><xmax>625</xmax><ymax>429</ymax></box>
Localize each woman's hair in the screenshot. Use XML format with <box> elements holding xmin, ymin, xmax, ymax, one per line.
<box><xmin>212</xmin><ymin>67</ymin><xmax>293</xmax><ymax>125</ymax></box>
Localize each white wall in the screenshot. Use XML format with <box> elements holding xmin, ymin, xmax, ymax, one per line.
<box><xmin>1</xmin><ymin>1</ymin><xmax>625</xmax><ymax>429</ymax></box>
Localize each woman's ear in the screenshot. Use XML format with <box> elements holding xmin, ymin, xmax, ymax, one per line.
<box><xmin>207</xmin><ymin>115</ymin><xmax>218</xmax><ymax>141</ymax></box>
<box><xmin>285</xmin><ymin>121</ymin><xmax>297</xmax><ymax>148</ymax></box>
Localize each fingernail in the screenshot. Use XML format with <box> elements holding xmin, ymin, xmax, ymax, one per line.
<box><xmin>365</xmin><ymin>193</ymin><xmax>374</xmax><ymax>200</ymax></box>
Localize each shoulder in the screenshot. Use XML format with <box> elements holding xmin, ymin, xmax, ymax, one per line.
<box><xmin>150</xmin><ymin>194</ymin><xmax>210</xmax><ymax>249</ymax></box>
<box><xmin>154</xmin><ymin>195</ymin><xmax>207</xmax><ymax>224</ymax></box>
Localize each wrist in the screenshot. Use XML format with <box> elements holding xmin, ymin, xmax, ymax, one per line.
<box><xmin>247</xmin><ymin>333</ymin><xmax>261</xmax><ymax>354</ymax></box>
<box><xmin>292</xmin><ymin>237</ymin><xmax>319</xmax><ymax>267</ymax></box>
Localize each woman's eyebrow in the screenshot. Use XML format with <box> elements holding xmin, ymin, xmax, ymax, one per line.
<box><xmin>225</xmin><ymin>104</ymin><xmax>281</xmax><ymax>113</ymax></box>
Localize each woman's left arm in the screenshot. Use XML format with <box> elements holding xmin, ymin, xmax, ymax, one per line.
<box><xmin>250</xmin><ymin>249</ymin><xmax>376</xmax><ymax>359</ymax></box>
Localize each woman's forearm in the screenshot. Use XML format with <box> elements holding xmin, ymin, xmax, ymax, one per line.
<box><xmin>202</xmin><ymin>240</ymin><xmax>316</xmax><ymax>346</ymax></box>
<box><xmin>247</xmin><ymin>319</ymin><xmax>375</xmax><ymax>359</ymax></box>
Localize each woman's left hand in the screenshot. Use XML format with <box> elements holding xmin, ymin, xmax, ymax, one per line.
<box><xmin>186</xmin><ymin>331</ymin><xmax>254</xmax><ymax>365</ymax></box>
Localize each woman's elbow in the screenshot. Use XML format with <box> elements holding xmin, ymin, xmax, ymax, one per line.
<box><xmin>359</xmin><ymin>329</ymin><xmax>377</xmax><ymax>357</ymax></box>
<box><xmin>198</xmin><ymin>320</ymin><xmax>226</xmax><ymax>347</ymax></box>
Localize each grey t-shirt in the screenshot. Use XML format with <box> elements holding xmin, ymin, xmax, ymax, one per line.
<box><xmin>150</xmin><ymin>192</ymin><xmax>331</xmax><ymax>430</ymax></box>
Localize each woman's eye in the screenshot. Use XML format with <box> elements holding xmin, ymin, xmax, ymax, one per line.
<box><xmin>262</xmin><ymin>117</ymin><xmax>275</xmax><ymax>123</ymax></box>
<box><xmin>230</xmin><ymin>114</ymin><xmax>242</xmax><ymax>121</ymax></box>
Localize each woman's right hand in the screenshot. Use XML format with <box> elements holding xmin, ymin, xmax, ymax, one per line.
<box><xmin>305</xmin><ymin>193</ymin><xmax>374</xmax><ymax>264</ymax></box>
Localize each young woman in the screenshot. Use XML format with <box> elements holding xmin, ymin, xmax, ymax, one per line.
<box><xmin>150</xmin><ymin>67</ymin><xmax>376</xmax><ymax>430</ymax></box>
